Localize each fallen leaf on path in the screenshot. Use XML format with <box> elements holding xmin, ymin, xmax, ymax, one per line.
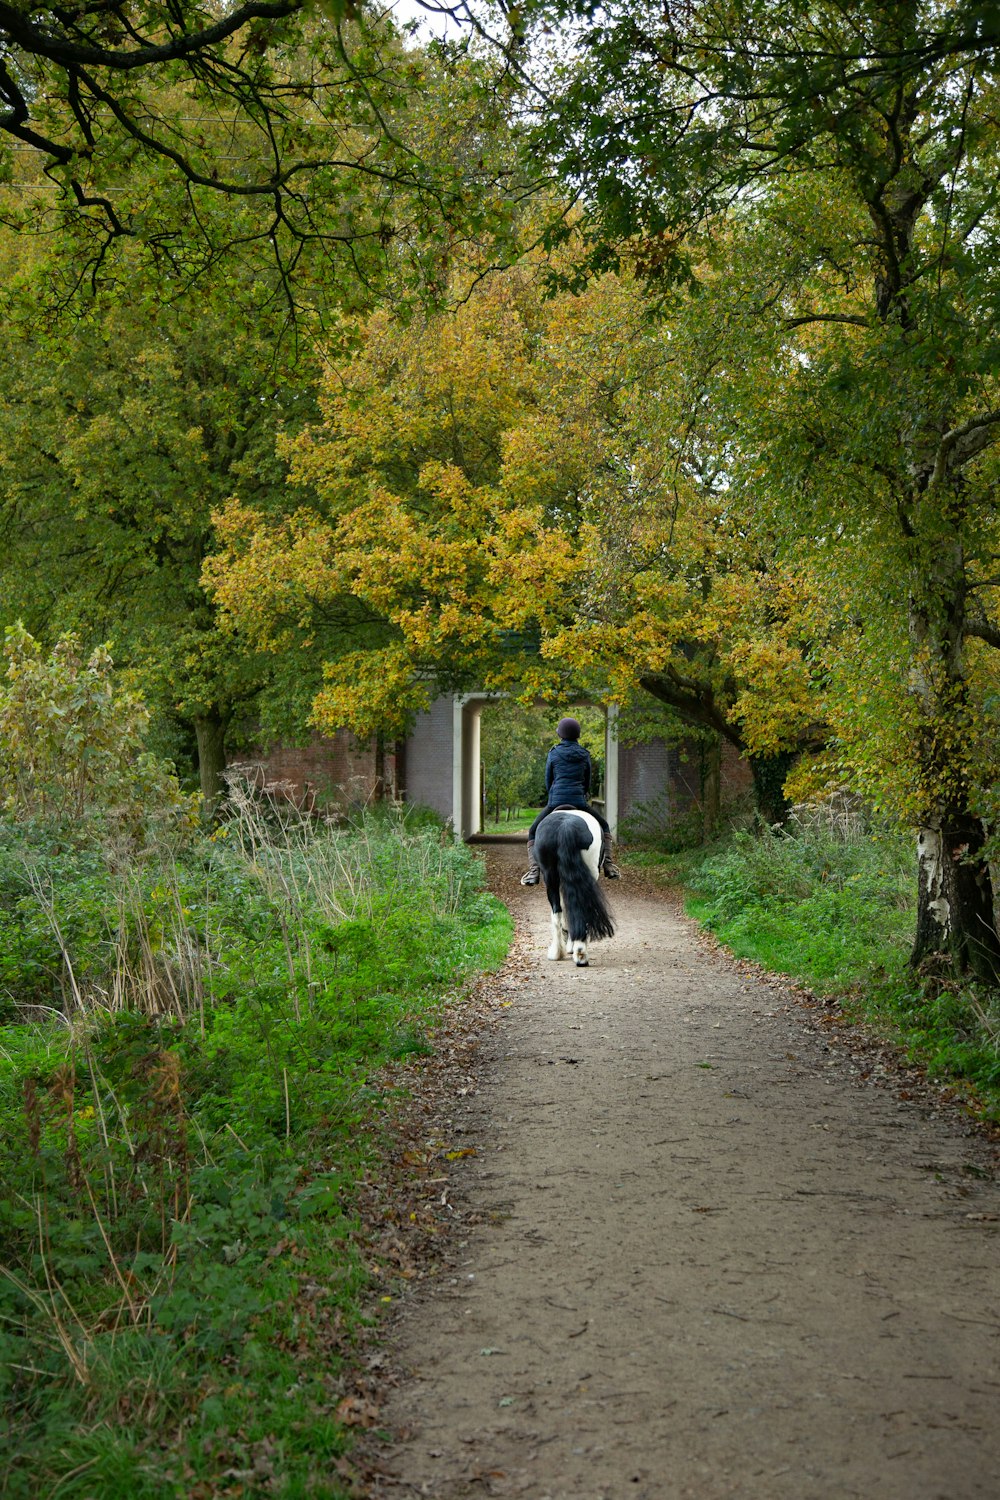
<box><xmin>336</xmin><ymin>1395</ymin><xmax>380</xmax><ymax>1427</ymax></box>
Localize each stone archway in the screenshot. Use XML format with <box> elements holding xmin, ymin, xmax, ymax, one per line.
<box><xmin>402</xmin><ymin>693</ymin><xmax>752</xmax><ymax>842</ymax></box>
<box><xmin>449</xmin><ymin>695</ymin><xmax>619</xmax><ymax>841</ymax></box>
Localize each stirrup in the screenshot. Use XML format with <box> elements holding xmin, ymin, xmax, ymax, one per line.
<box><xmin>520</xmin><ymin>867</ymin><xmax>540</xmax><ymax>886</ymax></box>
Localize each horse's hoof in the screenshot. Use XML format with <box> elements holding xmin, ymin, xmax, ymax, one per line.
<box><xmin>574</xmin><ymin>957</ymin><xmax>589</xmax><ymax>967</ymax></box>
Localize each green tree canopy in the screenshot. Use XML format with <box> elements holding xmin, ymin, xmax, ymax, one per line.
<box><xmin>0</xmin><ymin>244</ymin><xmax>335</xmax><ymax>808</ymax></box>
<box><xmin>515</xmin><ymin>0</ymin><xmax>1000</xmax><ymax>978</ymax></box>
<box><xmin>0</xmin><ymin>5</ymin><xmax>538</xmax><ymax>309</ymax></box>
<box><xmin>0</xmin><ymin>27</ymin><xmax>531</xmax><ymax>808</ymax></box>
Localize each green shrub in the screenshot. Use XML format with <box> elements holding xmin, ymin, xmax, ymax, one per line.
<box><xmin>619</xmin><ymin>796</ymin><xmax>707</xmax><ymax>853</ymax></box>
<box><xmin>0</xmin><ymin>624</ymin><xmax>195</xmax><ymax>841</ymax></box>
<box><xmin>0</xmin><ymin>809</ymin><xmax>512</xmax><ymax>1496</ymax></box>
<box><xmin>690</xmin><ymin>823</ymin><xmax>912</xmax><ymax>941</ymax></box>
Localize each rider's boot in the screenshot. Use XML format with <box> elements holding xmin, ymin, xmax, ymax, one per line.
<box><xmin>520</xmin><ymin>839</ymin><xmax>541</xmax><ymax>886</ymax></box>
<box><xmin>600</xmin><ymin>830</ymin><xmax>622</xmax><ymax>879</ymax></box>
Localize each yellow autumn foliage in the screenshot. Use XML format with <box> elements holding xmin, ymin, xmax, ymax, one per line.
<box><xmin>208</xmin><ymin>251</ymin><xmax>822</xmax><ymax>754</ymax></box>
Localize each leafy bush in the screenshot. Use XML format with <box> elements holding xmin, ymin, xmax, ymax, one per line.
<box><xmin>0</xmin><ymin>805</ymin><xmax>513</xmax><ymax>1496</ymax></box>
<box><xmin>0</xmin><ymin>624</ymin><xmax>195</xmax><ymax>842</ymax></box>
<box><xmin>619</xmin><ymin>797</ymin><xmax>708</xmax><ymax>853</ymax></box>
<box><xmin>690</xmin><ymin>823</ymin><xmax>912</xmax><ymax>940</ymax></box>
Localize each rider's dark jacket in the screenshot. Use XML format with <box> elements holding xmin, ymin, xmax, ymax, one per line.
<box><xmin>544</xmin><ymin>739</ymin><xmax>592</xmax><ymax>809</ymax></box>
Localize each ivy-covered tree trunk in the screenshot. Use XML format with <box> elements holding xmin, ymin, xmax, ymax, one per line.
<box><xmin>906</xmin><ymin>525</ymin><xmax>1000</xmax><ymax>982</ymax></box>
<box><xmin>749</xmin><ymin>750</ymin><xmax>796</xmax><ymax>827</ymax></box>
<box><xmin>862</xmin><ymin>48</ymin><xmax>1000</xmax><ymax>987</ymax></box>
<box><xmin>193</xmin><ymin>711</ymin><xmax>229</xmax><ymax>819</ymax></box>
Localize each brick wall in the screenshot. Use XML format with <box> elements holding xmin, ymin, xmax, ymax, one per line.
<box><xmin>619</xmin><ymin>735</ymin><xmax>755</xmax><ymax>834</ymax></box>
<box><xmin>403</xmin><ymin>698</ymin><xmax>455</xmax><ymax>823</ymax></box>
<box><xmin>619</xmin><ymin>738</ymin><xmax>674</xmax><ymax>827</ymax></box>
<box><xmin>236</xmin><ymin>730</ymin><xmax>389</xmax><ymax>812</ymax></box>
<box><xmin>240</xmin><ymin>696</ymin><xmax>754</xmax><ymax>832</ymax></box>
<box><xmin>720</xmin><ymin>740</ymin><xmax>754</xmax><ymax>804</ymax></box>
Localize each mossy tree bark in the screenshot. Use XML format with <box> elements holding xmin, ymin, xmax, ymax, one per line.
<box><xmin>701</xmin><ymin>735</ymin><xmax>722</xmax><ymax>842</ymax></box>
<box><xmin>194</xmin><ymin>711</ymin><xmax>230</xmax><ymax>820</ymax></box>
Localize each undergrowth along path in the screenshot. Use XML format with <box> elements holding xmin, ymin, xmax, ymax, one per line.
<box><xmin>367</xmin><ymin>845</ymin><xmax>1000</xmax><ymax>1500</ymax></box>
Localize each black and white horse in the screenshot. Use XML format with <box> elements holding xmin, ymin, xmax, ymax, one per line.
<box><xmin>533</xmin><ymin>809</ymin><xmax>615</xmax><ymax>966</ymax></box>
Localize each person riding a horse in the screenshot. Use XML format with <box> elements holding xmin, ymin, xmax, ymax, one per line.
<box><xmin>520</xmin><ymin>716</ymin><xmax>621</xmax><ymax>886</ymax></box>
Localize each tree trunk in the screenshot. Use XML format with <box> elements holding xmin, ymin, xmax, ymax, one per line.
<box><xmin>701</xmin><ymin>735</ymin><xmax>722</xmax><ymax>842</ymax></box>
<box><xmin>374</xmin><ymin>737</ymin><xmax>386</xmax><ymax>801</ymax></box>
<box><xmin>749</xmin><ymin>750</ymin><xmax>796</xmax><ymax>826</ymax></box>
<box><xmin>847</xmin><ymin>81</ymin><xmax>1000</xmax><ymax>985</ymax></box>
<box><xmin>193</xmin><ymin>711</ymin><xmax>229</xmax><ymax>820</ymax></box>
<box><xmin>904</xmin><ymin>498</ymin><xmax>1000</xmax><ymax>983</ymax></box>
<box><xmin>912</xmin><ymin>803</ymin><xmax>1000</xmax><ymax>984</ymax></box>
<box><xmin>907</xmin><ymin>538</ymin><xmax>1000</xmax><ymax>981</ymax></box>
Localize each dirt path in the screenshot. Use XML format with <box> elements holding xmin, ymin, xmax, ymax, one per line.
<box><xmin>367</xmin><ymin>847</ymin><xmax>1000</xmax><ymax>1500</ymax></box>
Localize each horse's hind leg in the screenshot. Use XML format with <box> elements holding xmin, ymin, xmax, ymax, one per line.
<box><xmin>548</xmin><ymin>905</ymin><xmax>566</xmax><ymax>961</ymax></box>
<box><xmin>571</xmin><ymin>938</ymin><xmax>589</xmax><ymax>967</ymax></box>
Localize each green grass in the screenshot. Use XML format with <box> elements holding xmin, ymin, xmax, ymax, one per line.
<box><xmin>481</xmin><ymin>808</ymin><xmax>536</xmax><ymax>833</ymax></box>
<box><xmin>626</xmin><ymin>821</ymin><xmax>1000</xmax><ymax>1122</ymax></box>
<box><xmin>0</xmin><ymin>807</ymin><xmax>513</xmax><ymax>1498</ymax></box>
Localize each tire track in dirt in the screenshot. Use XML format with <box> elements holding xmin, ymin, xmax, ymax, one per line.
<box><xmin>366</xmin><ymin>846</ymin><xmax>1000</xmax><ymax>1500</ymax></box>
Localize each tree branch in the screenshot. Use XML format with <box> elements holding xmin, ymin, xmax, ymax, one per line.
<box><xmin>932</xmin><ymin>410</ymin><xmax>1000</xmax><ymax>484</ymax></box>
<box><xmin>0</xmin><ymin>0</ymin><xmax>303</xmax><ymax>73</ymax></box>
<box><xmin>964</xmin><ymin>616</ymin><xmax>1000</xmax><ymax>650</ymax></box>
<box><xmin>783</xmin><ymin>312</ymin><xmax>869</xmax><ymax>329</ymax></box>
<box><xmin>638</xmin><ymin>671</ymin><xmax>744</xmax><ymax>748</ymax></box>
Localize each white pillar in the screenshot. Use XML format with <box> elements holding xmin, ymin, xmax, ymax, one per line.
<box><xmin>452</xmin><ymin>695</ymin><xmax>464</xmax><ymax>837</ymax></box>
<box><xmin>463</xmin><ymin>701</ymin><xmax>482</xmax><ymax>836</ymax></box>
<box><xmin>605</xmin><ymin>704</ymin><xmax>620</xmax><ymax>838</ymax></box>
<box><xmin>452</xmin><ymin>695</ymin><xmax>485</xmax><ymax>839</ymax></box>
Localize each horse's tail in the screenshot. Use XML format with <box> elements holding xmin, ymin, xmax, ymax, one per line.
<box><xmin>557</xmin><ymin>818</ymin><xmax>615</xmax><ymax>943</ymax></box>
